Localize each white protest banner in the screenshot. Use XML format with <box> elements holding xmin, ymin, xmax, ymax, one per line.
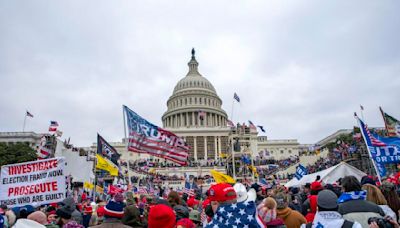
<box><xmin>0</xmin><ymin>157</ymin><xmax>66</xmax><ymax>207</ymax></box>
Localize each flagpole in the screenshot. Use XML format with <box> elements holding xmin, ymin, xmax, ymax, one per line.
<box><xmin>122</xmin><ymin>106</ymin><xmax>131</xmax><ymax>186</ymax></box>
<box><xmin>360</xmin><ymin>105</ymin><xmax>366</xmax><ymax>122</ymax></box>
<box><xmin>93</xmin><ymin>155</ymin><xmax>97</xmax><ymax>201</ymax></box>
<box><xmin>231</xmin><ymin>139</ymin><xmax>236</xmax><ymax>180</ymax></box>
<box><xmin>230</xmin><ymin>99</ymin><xmax>235</xmax><ymax>123</ymax></box>
<box><xmin>22</xmin><ymin>113</ymin><xmax>27</xmax><ymax>132</ymax></box>
<box><xmin>356</xmin><ymin>114</ymin><xmax>382</xmax><ymax>183</ymax></box>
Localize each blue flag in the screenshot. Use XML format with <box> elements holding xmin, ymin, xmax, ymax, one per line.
<box><xmin>295</xmin><ymin>164</ymin><xmax>308</xmax><ymax>180</ymax></box>
<box><xmin>357</xmin><ymin>116</ymin><xmax>400</xmax><ymax>177</ymax></box>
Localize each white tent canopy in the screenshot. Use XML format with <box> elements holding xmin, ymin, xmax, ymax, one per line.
<box><xmin>285</xmin><ymin>162</ymin><xmax>367</xmax><ymax>188</ymax></box>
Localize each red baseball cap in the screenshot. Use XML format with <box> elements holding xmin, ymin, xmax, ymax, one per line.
<box><xmin>207</xmin><ymin>183</ymin><xmax>237</xmax><ymax>202</ymax></box>
<box><xmin>311</xmin><ymin>181</ymin><xmax>323</xmax><ymax>191</ymax></box>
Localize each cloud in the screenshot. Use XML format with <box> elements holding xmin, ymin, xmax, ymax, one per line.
<box><xmin>0</xmin><ymin>0</ymin><xmax>399</xmax><ymax>146</ymax></box>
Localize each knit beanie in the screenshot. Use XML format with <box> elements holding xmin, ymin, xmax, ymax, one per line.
<box><xmin>56</xmin><ymin>206</ymin><xmax>73</xmax><ymax>219</ymax></box>
<box><xmin>13</xmin><ymin>218</ymin><xmax>46</xmax><ymax>228</ymax></box>
<box><xmin>257</xmin><ymin>197</ymin><xmax>277</xmax><ymax>223</ymax></box>
<box><xmin>27</xmin><ymin>211</ymin><xmax>47</xmax><ymax>225</ymax></box>
<box><xmin>104</xmin><ymin>201</ymin><xmax>124</xmax><ymax>219</ymax></box>
<box><xmin>174</xmin><ymin>205</ymin><xmax>189</xmax><ymax>220</ymax></box>
<box><xmin>148</xmin><ymin>204</ymin><xmax>176</xmax><ymax>228</ymax></box>
<box><xmin>176</xmin><ymin>218</ymin><xmax>195</xmax><ymax>228</ymax></box>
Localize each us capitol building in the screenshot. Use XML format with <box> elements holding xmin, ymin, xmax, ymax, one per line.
<box><xmin>111</xmin><ymin>49</ymin><xmax>300</xmax><ymax>180</ymax></box>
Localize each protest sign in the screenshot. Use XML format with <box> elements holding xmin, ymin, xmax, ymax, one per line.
<box><xmin>0</xmin><ymin>157</ymin><xmax>66</xmax><ymax>207</ymax></box>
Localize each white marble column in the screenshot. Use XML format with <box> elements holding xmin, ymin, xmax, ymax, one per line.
<box><xmin>204</xmin><ymin>136</ymin><xmax>207</xmax><ymax>160</ymax></box>
<box><xmin>194</xmin><ymin>136</ymin><xmax>198</xmax><ymax>161</ymax></box>
<box><xmin>192</xmin><ymin>112</ymin><xmax>195</xmax><ymax>126</ymax></box>
<box><xmin>214</xmin><ymin>136</ymin><xmax>218</xmax><ymax>160</ymax></box>
<box><xmin>186</xmin><ymin>113</ymin><xmax>189</xmax><ymax>127</ymax></box>
<box><xmin>218</xmin><ymin>136</ymin><xmax>222</xmax><ymax>155</ymax></box>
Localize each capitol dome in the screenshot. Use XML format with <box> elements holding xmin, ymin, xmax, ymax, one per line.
<box><xmin>162</xmin><ymin>49</ymin><xmax>228</xmax><ymax>129</ymax></box>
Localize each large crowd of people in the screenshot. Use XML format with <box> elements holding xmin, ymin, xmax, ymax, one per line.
<box><xmin>3</xmin><ymin>174</ymin><xmax>400</xmax><ymax>228</ymax></box>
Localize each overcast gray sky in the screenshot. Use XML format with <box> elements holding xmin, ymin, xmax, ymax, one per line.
<box><xmin>1</xmin><ymin>1</ymin><xmax>399</xmax><ymax>147</ymax></box>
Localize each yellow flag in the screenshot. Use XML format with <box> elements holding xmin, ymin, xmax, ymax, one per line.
<box><xmin>84</xmin><ymin>182</ymin><xmax>94</xmax><ymax>190</ymax></box>
<box><xmin>248</xmin><ymin>165</ymin><xmax>259</xmax><ymax>177</ymax></box>
<box><xmin>210</xmin><ymin>170</ymin><xmax>235</xmax><ymax>184</ymax></box>
<box><xmin>96</xmin><ymin>185</ymin><xmax>104</xmax><ymax>193</ymax></box>
<box><xmin>96</xmin><ymin>154</ymin><xmax>119</xmax><ymax>176</ymax></box>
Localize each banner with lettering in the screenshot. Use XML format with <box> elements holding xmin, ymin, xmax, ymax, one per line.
<box><xmin>0</xmin><ymin>157</ymin><xmax>66</xmax><ymax>208</ymax></box>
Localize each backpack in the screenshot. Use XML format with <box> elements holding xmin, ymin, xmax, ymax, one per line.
<box><xmin>305</xmin><ymin>220</ymin><xmax>354</xmax><ymax>228</ymax></box>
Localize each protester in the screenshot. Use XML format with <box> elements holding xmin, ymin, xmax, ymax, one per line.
<box><xmin>188</xmin><ymin>210</ymin><xmax>201</xmax><ymax>226</ymax></box>
<box><xmin>176</xmin><ymin>218</ymin><xmax>195</xmax><ymax>228</ymax></box>
<box><xmin>174</xmin><ymin>205</ymin><xmax>189</xmax><ymax>221</ymax></box>
<box><xmin>300</xmin><ymin>183</ymin><xmax>311</xmax><ymax>205</ymax></box>
<box><xmin>27</xmin><ymin>211</ymin><xmax>58</xmax><ymax>228</ymax></box>
<box><xmin>121</xmin><ymin>192</ymin><xmax>142</xmax><ymax>227</ymax></box>
<box><xmin>207</xmin><ymin>183</ymin><xmax>237</xmax><ymax>214</ymax></box>
<box><xmin>380</xmin><ymin>181</ymin><xmax>400</xmax><ymax>220</ymax></box>
<box><xmin>362</xmin><ymin>184</ymin><xmax>397</xmax><ymax>221</ymax></box>
<box><xmin>275</xmin><ymin>192</ymin><xmax>307</xmax><ymax>228</ymax></box>
<box><xmin>147</xmin><ymin>204</ymin><xmax>176</xmax><ymax>228</ymax></box>
<box><xmin>302</xmin><ymin>181</ymin><xmax>323</xmax><ymax>222</ymax></box>
<box><xmin>251</xmin><ymin>183</ymin><xmax>264</xmax><ymax>203</ymax></box>
<box><xmin>61</xmin><ymin>198</ymin><xmax>83</xmax><ymax>225</ymax></box>
<box><xmin>338</xmin><ymin>176</ymin><xmax>385</xmax><ymax>228</ymax></box>
<box><xmin>205</xmin><ymin>183</ymin><xmax>264</xmax><ymax>227</ymax></box>
<box><xmin>90</xmin><ymin>195</ymin><xmax>130</xmax><ymax>228</ymax></box>
<box><xmin>56</xmin><ymin>203</ymin><xmax>84</xmax><ymax>228</ymax></box>
<box><xmin>13</xmin><ymin>218</ymin><xmax>47</xmax><ymax>228</ymax></box>
<box><xmin>167</xmin><ymin>191</ymin><xmax>182</xmax><ymax>208</ymax></box>
<box><xmin>257</xmin><ymin>197</ymin><xmax>286</xmax><ymax>227</ymax></box>
<box><xmin>301</xmin><ymin>190</ymin><xmax>362</xmax><ymax>228</ymax></box>
<box><xmin>82</xmin><ymin>199</ymin><xmax>93</xmax><ymax>228</ymax></box>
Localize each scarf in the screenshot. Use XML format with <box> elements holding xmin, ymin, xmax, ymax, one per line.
<box><xmin>337</xmin><ymin>191</ymin><xmax>367</xmax><ymax>203</ymax></box>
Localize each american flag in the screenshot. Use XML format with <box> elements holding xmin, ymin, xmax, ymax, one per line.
<box><xmin>200</xmin><ymin>211</ymin><xmax>208</xmax><ymax>224</ymax></box>
<box><xmin>182</xmin><ymin>188</ymin><xmax>195</xmax><ymax>197</ymax></box>
<box><xmin>227</xmin><ymin>119</ymin><xmax>235</xmax><ymax>127</ymax></box>
<box><xmin>233</xmin><ymin>93</ymin><xmax>240</xmax><ymax>103</ymax></box>
<box><xmin>138</xmin><ymin>187</ymin><xmax>148</xmax><ymax>195</ymax></box>
<box><xmin>204</xmin><ymin>201</ymin><xmax>265</xmax><ymax>228</ymax></box>
<box><xmin>258</xmin><ymin>178</ymin><xmax>271</xmax><ymax>189</ymax></box>
<box><xmin>248</xmin><ymin>120</ymin><xmax>257</xmax><ymax>130</ymax></box>
<box><xmin>358</xmin><ymin>117</ymin><xmax>387</xmax><ymax>147</ymax></box>
<box><xmin>37</xmin><ymin>136</ymin><xmax>51</xmax><ymax>160</ymax></box>
<box><xmin>49</xmin><ymin>121</ymin><xmax>58</xmax><ymax>132</ymax></box>
<box><xmin>50</xmin><ymin>121</ymin><xmax>59</xmax><ymax>127</ymax></box>
<box><xmin>124</xmin><ymin>105</ymin><xmax>189</xmax><ymax>166</ymax></box>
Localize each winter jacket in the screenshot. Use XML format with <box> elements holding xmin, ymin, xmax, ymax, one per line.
<box><xmin>300</xmin><ymin>211</ymin><xmax>362</xmax><ymax>228</ymax></box>
<box><xmin>62</xmin><ymin>198</ymin><xmax>83</xmax><ymax>225</ymax></box>
<box><xmin>277</xmin><ymin>207</ymin><xmax>307</xmax><ymax>228</ymax></box>
<box><xmin>379</xmin><ymin>205</ymin><xmax>397</xmax><ymax>221</ymax></box>
<box><xmin>304</xmin><ymin>195</ymin><xmax>318</xmax><ymax>222</ymax></box>
<box><xmin>90</xmin><ymin>219</ymin><xmax>131</xmax><ymax>228</ymax></box>
<box><xmin>338</xmin><ymin>199</ymin><xmax>385</xmax><ymax>228</ymax></box>
<box><xmin>121</xmin><ymin>205</ymin><xmax>142</xmax><ymax>227</ymax></box>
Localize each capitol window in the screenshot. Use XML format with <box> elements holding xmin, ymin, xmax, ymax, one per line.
<box><xmin>280</xmin><ymin>150</ymin><xmax>284</xmax><ymax>154</ymax></box>
<box><xmin>289</xmin><ymin>150</ymin><xmax>292</xmax><ymax>154</ymax></box>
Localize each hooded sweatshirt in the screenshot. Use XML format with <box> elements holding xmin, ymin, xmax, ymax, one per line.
<box><xmin>300</xmin><ymin>211</ymin><xmax>362</xmax><ymax>228</ymax></box>
<box><xmin>277</xmin><ymin>207</ymin><xmax>307</xmax><ymax>228</ymax></box>
<box><xmin>63</xmin><ymin>198</ymin><xmax>83</xmax><ymax>225</ymax></box>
